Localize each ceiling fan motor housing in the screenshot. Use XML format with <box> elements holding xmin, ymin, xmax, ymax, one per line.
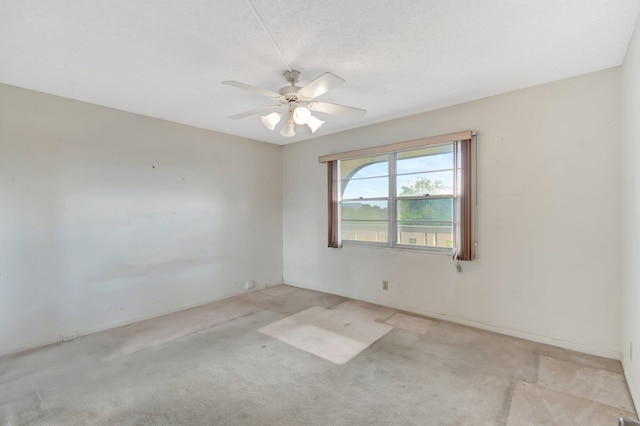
<box><xmin>280</xmin><ymin>70</ymin><xmax>304</xmax><ymax>102</ymax></box>
<box><xmin>279</xmin><ymin>85</ymin><xmax>304</xmax><ymax>101</ymax></box>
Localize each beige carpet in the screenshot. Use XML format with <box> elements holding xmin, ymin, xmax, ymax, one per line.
<box><xmin>2</xmin><ymin>285</ymin><xmax>636</xmax><ymax>425</ymax></box>
<box><xmin>536</xmin><ymin>355</ymin><xmax>635</xmax><ymax>411</ymax></box>
<box><xmin>506</xmin><ymin>381</ymin><xmax>635</xmax><ymax>425</ymax></box>
<box><xmin>258</xmin><ymin>306</ymin><xmax>393</xmax><ymax>364</ymax></box>
<box><xmin>384</xmin><ymin>312</ymin><xmax>435</xmax><ymax>334</ymax></box>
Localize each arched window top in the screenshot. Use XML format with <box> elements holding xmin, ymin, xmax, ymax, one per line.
<box><xmin>340</xmin><ymin>155</ymin><xmax>388</xmax><ymax>199</ymax></box>
<box><xmin>340</xmin><ymin>154</ymin><xmax>388</xmax><ymax>181</ymax></box>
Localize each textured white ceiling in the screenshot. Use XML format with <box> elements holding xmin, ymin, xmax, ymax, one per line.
<box><xmin>1</xmin><ymin>0</ymin><xmax>639</xmax><ymax>145</ymax></box>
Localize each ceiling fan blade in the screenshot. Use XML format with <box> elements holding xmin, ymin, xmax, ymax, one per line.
<box><xmin>222</xmin><ymin>81</ymin><xmax>283</xmax><ymax>100</ymax></box>
<box><xmin>228</xmin><ymin>105</ymin><xmax>282</xmax><ymax>119</ymax></box>
<box><xmin>297</xmin><ymin>72</ymin><xmax>345</xmax><ymax>100</ymax></box>
<box><xmin>308</xmin><ymin>101</ymin><xmax>366</xmax><ymax>118</ymax></box>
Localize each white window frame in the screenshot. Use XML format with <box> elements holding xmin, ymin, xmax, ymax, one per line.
<box><xmin>338</xmin><ymin>144</ymin><xmax>456</xmax><ymax>253</ymax></box>
<box><xmin>321</xmin><ymin>130</ymin><xmax>475</xmax><ymax>260</ymax></box>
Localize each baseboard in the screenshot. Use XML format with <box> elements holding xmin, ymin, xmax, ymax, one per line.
<box><xmin>0</xmin><ymin>336</ymin><xmax>63</xmax><ymax>359</ymax></box>
<box><xmin>284</xmin><ymin>280</ymin><xmax>621</xmax><ymax>360</ymax></box>
<box><xmin>0</xmin><ymin>281</ymin><xmax>284</xmax><ymax>359</ymax></box>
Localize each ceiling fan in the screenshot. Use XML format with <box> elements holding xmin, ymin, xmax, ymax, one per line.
<box><xmin>223</xmin><ymin>70</ymin><xmax>366</xmax><ymax>137</ymax></box>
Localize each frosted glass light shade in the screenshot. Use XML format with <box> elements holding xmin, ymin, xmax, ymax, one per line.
<box><xmin>293</xmin><ymin>106</ymin><xmax>311</xmax><ymax>125</ymax></box>
<box><xmin>280</xmin><ymin>120</ymin><xmax>295</xmax><ymax>137</ymax></box>
<box><xmin>306</xmin><ymin>115</ymin><xmax>325</xmax><ymax>133</ymax></box>
<box><xmin>260</xmin><ymin>112</ymin><xmax>281</xmax><ymax>131</ymax></box>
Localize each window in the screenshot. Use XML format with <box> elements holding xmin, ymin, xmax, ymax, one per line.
<box><xmin>340</xmin><ymin>154</ymin><xmax>390</xmax><ymax>243</ymax></box>
<box><xmin>321</xmin><ymin>131</ymin><xmax>475</xmax><ymax>260</ymax></box>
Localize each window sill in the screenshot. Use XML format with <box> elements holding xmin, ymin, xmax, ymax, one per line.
<box><xmin>339</xmin><ymin>241</ymin><xmax>453</xmax><ymax>255</ymax></box>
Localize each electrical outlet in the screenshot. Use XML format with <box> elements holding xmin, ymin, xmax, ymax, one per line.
<box><xmin>59</xmin><ymin>333</ymin><xmax>76</xmax><ymax>342</ymax></box>
<box><xmin>382</xmin><ymin>280</ymin><xmax>389</xmax><ymax>290</ymax></box>
<box><xmin>245</xmin><ymin>280</ymin><xmax>255</xmax><ymax>290</ymax></box>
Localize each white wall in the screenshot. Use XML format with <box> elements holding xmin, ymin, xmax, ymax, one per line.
<box><xmin>283</xmin><ymin>68</ymin><xmax>622</xmax><ymax>358</ymax></box>
<box><xmin>0</xmin><ymin>84</ymin><xmax>283</xmax><ymax>356</ymax></box>
<box><xmin>622</xmin><ymin>14</ymin><xmax>640</xmax><ymax>409</ymax></box>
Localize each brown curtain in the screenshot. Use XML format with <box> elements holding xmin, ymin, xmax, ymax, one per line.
<box><xmin>327</xmin><ymin>161</ymin><xmax>341</xmax><ymax>248</ymax></box>
<box><xmin>457</xmin><ymin>138</ymin><xmax>474</xmax><ymax>260</ymax></box>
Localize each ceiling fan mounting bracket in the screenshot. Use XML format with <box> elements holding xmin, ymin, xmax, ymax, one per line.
<box><xmin>283</xmin><ymin>70</ymin><xmax>301</xmax><ymax>85</ymax></box>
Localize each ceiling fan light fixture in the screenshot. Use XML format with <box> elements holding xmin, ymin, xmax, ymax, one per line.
<box><xmin>280</xmin><ymin>119</ymin><xmax>296</xmax><ymax>137</ymax></box>
<box><xmin>306</xmin><ymin>115</ymin><xmax>325</xmax><ymax>133</ymax></box>
<box><xmin>224</xmin><ymin>70</ymin><xmax>365</xmax><ymax>139</ymax></box>
<box><xmin>260</xmin><ymin>112</ymin><xmax>281</xmax><ymax>130</ymax></box>
<box><xmin>292</xmin><ymin>106</ymin><xmax>311</xmax><ymax>125</ymax></box>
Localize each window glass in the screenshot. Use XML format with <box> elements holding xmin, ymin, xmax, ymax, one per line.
<box><xmin>396</xmin><ymin>145</ymin><xmax>453</xmax><ymax>174</ymax></box>
<box><xmin>340</xmin><ymin>155</ymin><xmax>388</xmax><ymax>179</ymax></box>
<box><xmin>341</xmin><ymin>176</ymin><xmax>389</xmax><ymax>199</ymax></box>
<box><xmin>397</xmin><ymin>171</ymin><xmax>454</xmax><ymax>196</ymax></box>
<box><xmin>397</xmin><ymin>199</ymin><xmax>453</xmax><ymax>222</ymax></box>
<box><xmin>334</xmin><ymin>140</ymin><xmax>466</xmax><ymax>252</ymax></box>
<box><xmin>397</xmin><ymin>222</ymin><xmax>454</xmax><ymax>248</ymax></box>
<box><xmin>341</xmin><ymin>201</ymin><xmax>388</xmax><ymax>220</ymax></box>
<box><xmin>342</xmin><ymin>221</ymin><xmax>388</xmax><ymax>243</ymax></box>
